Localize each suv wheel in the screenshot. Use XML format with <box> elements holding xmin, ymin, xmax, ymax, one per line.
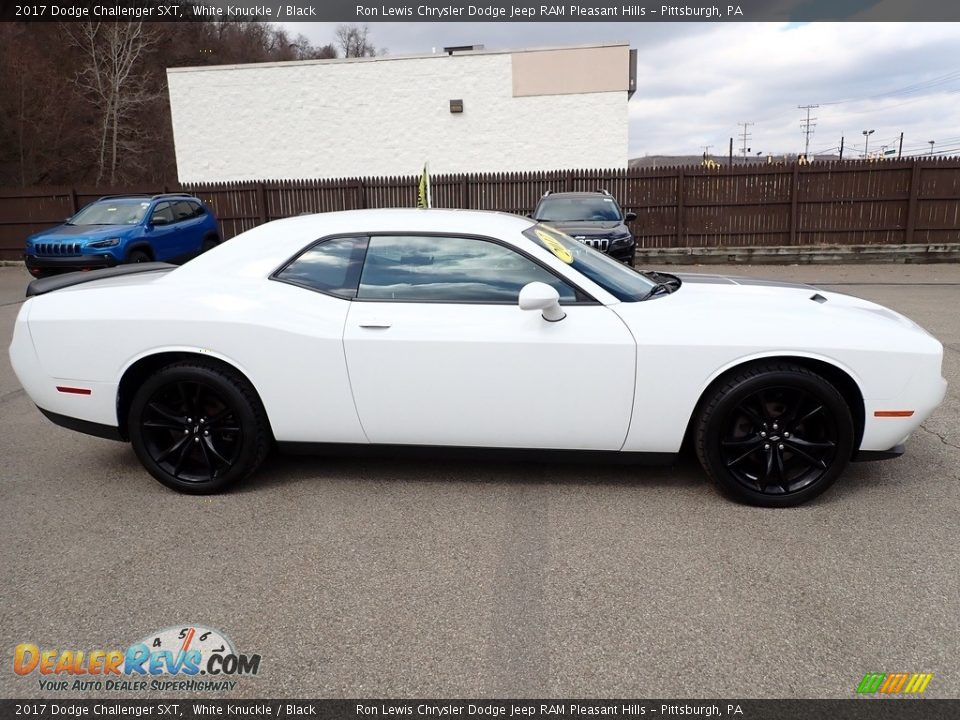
<box><xmin>127</xmin><ymin>249</ymin><xmax>151</xmax><ymax>264</ymax></box>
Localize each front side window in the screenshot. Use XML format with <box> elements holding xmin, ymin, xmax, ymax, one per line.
<box><xmin>275</xmin><ymin>236</ymin><xmax>368</xmax><ymax>299</ymax></box>
<box><xmin>151</xmin><ymin>202</ymin><xmax>174</xmax><ymax>226</ymax></box>
<box><xmin>356</xmin><ymin>235</ymin><xmax>578</xmax><ymax>303</ymax></box>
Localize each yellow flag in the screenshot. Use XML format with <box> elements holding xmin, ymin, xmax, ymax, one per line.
<box><xmin>416</xmin><ymin>163</ymin><xmax>430</xmax><ymax>208</ymax></box>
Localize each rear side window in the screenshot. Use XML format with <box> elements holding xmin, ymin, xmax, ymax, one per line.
<box><xmin>172</xmin><ymin>201</ymin><xmax>196</xmax><ymax>222</ymax></box>
<box><xmin>275</xmin><ymin>236</ymin><xmax>368</xmax><ymax>299</ymax></box>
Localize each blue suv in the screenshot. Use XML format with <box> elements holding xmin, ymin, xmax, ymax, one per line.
<box><xmin>25</xmin><ymin>194</ymin><xmax>220</xmax><ymax>278</ymax></box>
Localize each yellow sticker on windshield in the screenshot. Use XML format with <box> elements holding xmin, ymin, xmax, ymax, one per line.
<box><xmin>535</xmin><ymin>229</ymin><xmax>573</xmax><ymax>264</ymax></box>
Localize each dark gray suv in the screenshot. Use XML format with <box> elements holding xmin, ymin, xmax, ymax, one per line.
<box><xmin>530</xmin><ymin>190</ymin><xmax>637</xmax><ymax>265</ymax></box>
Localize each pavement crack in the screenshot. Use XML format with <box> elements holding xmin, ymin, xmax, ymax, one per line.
<box><xmin>0</xmin><ymin>388</ymin><xmax>25</xmax><ymax>404</ymax></box>
<box><xmin>919</xmin><ymin>423</ymin><xmax>960</xmax><ymax>451</ymax></box>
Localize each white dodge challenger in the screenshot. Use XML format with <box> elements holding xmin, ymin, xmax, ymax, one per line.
<box><xmin>9</xmin><ymin>209</ymin><xmax>947</xmax><ymax>506</ymax></box>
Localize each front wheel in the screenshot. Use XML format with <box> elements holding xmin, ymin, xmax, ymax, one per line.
<box><xmin>128</xmin><ymin>361</ymin><xmax>270</xmax><ymax>493</ymax></box>
<box><xmin>127</xmin><ymin>249</ymin><xmax>151</xmax><ymax>264</ymax></box>
<box><xmin>695</xmin><ymin>362</ymin><xmax>854</xmax><ymax>507</ymax></box>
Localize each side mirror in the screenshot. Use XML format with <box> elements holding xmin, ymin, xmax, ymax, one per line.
<box><xmin>519</xmin><ymin>282</ymin><xmax>566</xmax><ymax>322</ymax></box>
<box><xmin>625</xmin><ymin>211</ymin><xmax>637</xmax><ymax>222</ymax></box>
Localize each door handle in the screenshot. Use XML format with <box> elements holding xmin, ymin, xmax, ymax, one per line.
<box><xmin>358</xmin><ymin>318</ymin><xmax>392</xmax><ymax>329</ymax></box>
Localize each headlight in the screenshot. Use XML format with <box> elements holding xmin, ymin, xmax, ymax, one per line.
<box><xmin>88</xmin><ymin>238</ymin><xmax>121</xmax><ymax>248</ymax></box>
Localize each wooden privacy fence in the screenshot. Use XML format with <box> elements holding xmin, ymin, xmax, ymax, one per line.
<box><xmin>1</xmin><ymin>159</ymin><xmax>959</xmax><ymax>261</ymax></box>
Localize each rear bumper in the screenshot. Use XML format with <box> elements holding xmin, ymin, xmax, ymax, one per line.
<box><xmin>38</xmin><ymin>407</ymin><xmax>123</xmax><ymax>441</ymax></box>
<box><xmin>25</xmin><ymin>253</ymin><xmax>119</xmax><ymax>276</ymax></box>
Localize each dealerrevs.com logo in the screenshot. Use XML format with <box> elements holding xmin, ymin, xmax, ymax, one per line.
<box><xmin>856</xmin><ymin>672</ymin><xmax>933</xmax><ymax>696</ymax></box>
<box><xmin>13</xmin><ymin>625</ymin><xmax>261</xmax><ymax>693</ymax></box>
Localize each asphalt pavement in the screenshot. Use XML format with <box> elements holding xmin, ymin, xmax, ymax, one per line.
<box><xmin>1</xmin><ymin>262</ymin><xmax>958</xmax><ymax>699</ymax></box>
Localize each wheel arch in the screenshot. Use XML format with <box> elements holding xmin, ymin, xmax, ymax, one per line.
<box><xmin>682</xmin><ymin>353</ymin><xmax>866</xmax><ymax>457</ymax></box>
<box><xmin>125</xmin><ymin>241</ymin><xmax>155</xmax><ymax>261</ymax></box>
<box><xmin>116</xmin><ymin>349</ymin><xmax>271</xmax><ymax>441</ymax></box>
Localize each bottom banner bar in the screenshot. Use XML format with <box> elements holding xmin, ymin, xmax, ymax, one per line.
<box><xmin>2</xmin><ymin>699</ymin><xmax>959</xmax><ymax>720</ymax></box>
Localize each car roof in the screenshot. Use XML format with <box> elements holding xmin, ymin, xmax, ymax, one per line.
<box><xmin>172</xmin><ymin>208</ymin><xmax>537</xmax><ymax>280</ymax></box>
<box><xmin>94</xmin><ymin>194</ymin><xmax>198</xmax><ymax>203</ymax></box>
<box><xmin>539</xmin><ymin>192</ymin><xmax>611</xmax><ymax>199</ymax></box>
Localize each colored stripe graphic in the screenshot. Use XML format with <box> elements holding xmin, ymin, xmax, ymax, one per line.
<box><xmin>857</xmin><ymin>672</ymin><xmax>932</xmax><ymax>694</ymax></box>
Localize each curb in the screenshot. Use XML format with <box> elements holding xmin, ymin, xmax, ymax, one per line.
<box><xmin>633</xmin><ymin>243</ymin><xmax>960</xmax><ymax>265</ymax></box>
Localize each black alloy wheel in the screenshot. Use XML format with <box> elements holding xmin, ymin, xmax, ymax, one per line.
<box><xmin>695</xmin><ymin>362</ymin><xmax>854</xmax><ymax>507</ymax></box>
<box><xmin>127</xmin><ymin>249</ymin><xmax>151</xmax><ymax>264</ymax></box>
<box><xmin>128</xmin><ymin>361</ymin><xmax>269</xmax><ymax>493</ymax></box>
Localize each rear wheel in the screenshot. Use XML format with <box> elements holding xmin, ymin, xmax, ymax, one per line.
<box><xmin>128</xmin><ymin>361</ymin><xmax>270</xmax><ymax>493</ymax></box>
<box><xmin>127</xmin><ymin>249</ymin><xmax>151</xmax><ymax>264</ymax></box>
<box><xmin>695</xmin><ymin>362</ymin><xmax>854</xmax><ymax>507</ymax></box>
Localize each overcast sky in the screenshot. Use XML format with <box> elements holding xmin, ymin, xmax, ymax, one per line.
<box><xmin>280</xmin><ymin>22</ymin><xmax>960</xmax><ymax>159</ymax></box>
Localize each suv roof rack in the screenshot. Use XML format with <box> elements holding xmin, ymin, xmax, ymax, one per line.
<box><xmin>96</xmin><ymin>193</ymin><xmax>196</xmax><ymax>202</ymax></box>
<box><xmin>597</xmin><ymin>188</ymin><xmax>612</xmax><ymax>196</ymax></box>
<box><xmin>542</xmin><ymin>190</ymin><xmax>552</xmax><ymax>197</ymax></box>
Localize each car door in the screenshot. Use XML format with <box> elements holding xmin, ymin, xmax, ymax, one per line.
<box><xmin>147</xmin><ymin>202</ymin><xmax>179</xmax><ymax>261</ymax></box>
<box><xmin>342</xmin><ymin>233</ymin><xmax>637</xmax><ymax>450</ymax></box>
<box><xmin>170</xmin><ymin>201</ymin><xmax>203</xmax><ymax>258</ymax></box>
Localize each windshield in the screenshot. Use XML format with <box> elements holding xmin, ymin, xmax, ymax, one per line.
<box><xmin>69</xmin><ymin>199</ymin><xmax>149</xmax><ymax>226</ymax></box>
<box><xmin>524</xmin><ymin>225</ymin><xmax>656</xmax><ymax>302</ymax></box>
<box><xmin>534</xmin><ymin>196</ymin><xmax>622</xmax><ymax>223</ymax></box>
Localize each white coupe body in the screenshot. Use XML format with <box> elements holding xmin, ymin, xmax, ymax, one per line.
<box><xmin>9</xmin><ymin>209</ymin><xmax>947</xmax><ymax>503</ymax></box>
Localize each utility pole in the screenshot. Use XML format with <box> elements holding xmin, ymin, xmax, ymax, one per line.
<box><xmin>862</xmin><ymin>129</ymin><xmax>875</xmax><ymax>157</ymax></box>
<box><xmin>929</xmin><ymin>140</ymin><xmax>936</xmax><ymax>156</ymax></box>
<box><xmin>701</xmin><ymin>144</ymin><xmax>712</xmax><ymax>158</ymax></box>
<box><xmin>799</xmin><ymin>104</ymin><xmax>819</xmax><ymax>158</ymax></box>
<box><xmin>839</xmin><ymin>136</ymin><xmax>844</xmax><ymax>161</ymax></box>
<box><xmin>898</xmin><ymin>132</ymin><xmax>904</xmax><ymax>159</ymax></box>
<box><xmin>737</xmin><ymin>122</ymin><xmax>753</xmax><ymax>159</ymax></box>
<box><xmin>728</xmin><ymin>137</ymin><xmax>733</xmax><ymax>167</ymax></box>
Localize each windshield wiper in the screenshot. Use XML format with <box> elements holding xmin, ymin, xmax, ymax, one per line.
<box><xmin>640</xmin><ymin>271</ymin><xmax>682</xmax><ymax>300</ymax></box>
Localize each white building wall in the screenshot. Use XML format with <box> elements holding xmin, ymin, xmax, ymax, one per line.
<box><xmin>167</xmin><ymin>51</ymin><xmax>627</xmax><ymax>182</ymax></box>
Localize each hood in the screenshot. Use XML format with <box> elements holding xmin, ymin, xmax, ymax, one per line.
<box><xmin>29</xmin><ymin>224</ymin><xmax>136</xmax><ymax>243</ymax></box>
<box><xmin>614</xmin><ymin>271</ymin><xmax>938</xmax><ymax>351</ymax></box>
<box><xmin>542</xmin><ymin>220</ymin><xmax>625</xmax><ymax>236</ymax></box>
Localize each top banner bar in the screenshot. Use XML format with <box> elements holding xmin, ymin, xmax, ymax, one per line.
<box><xmin>3</xmin><ymin>0</ymin><xmax>960</xmax><ymax>22</ymax></box>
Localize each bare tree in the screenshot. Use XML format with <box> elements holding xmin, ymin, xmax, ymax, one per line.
<box><xmin>334</xmin><ymin>24</ymin><xmax>378</xmax><ymax>58</ymax></box>
<box><xmin>65</xmin><ymin>21</ymin><xmax>160</xmax><ymax>184</ymax></box>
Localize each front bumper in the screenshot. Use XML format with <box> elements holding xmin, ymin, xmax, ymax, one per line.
<box><xmin>608</xmin><ymin>244</ymin><xmax>636</xmax><ymax>263</ymax></box>
<box><xmin>25</xmin><ymin>253</ymin><xmax>119</xmax><ymax>276</ymax></box>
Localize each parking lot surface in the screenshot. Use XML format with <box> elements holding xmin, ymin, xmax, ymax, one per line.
<box><xmin>1</xmin><ymin>262</ymin><xmax>958</xmax><ymax>699</ymax></box>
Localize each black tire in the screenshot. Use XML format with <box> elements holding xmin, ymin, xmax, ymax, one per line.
<box><xmin>694</xmin><ymin>362</ymin><xmax>854</xmax><ymax>507</ymax></box>
<box><xmin>201</xmin><ymin>235</ymin><xmax>219</xmax><ymax>253</ymax></box>
<box><xmin>128</xmin><ymin>361</ymin><xmax>270</xmax><ymax>494</ymax></box>
<box><xmin>127</xmin><ymin>249</ymin><xmax>151</xmax><ymax>264</ymax></box>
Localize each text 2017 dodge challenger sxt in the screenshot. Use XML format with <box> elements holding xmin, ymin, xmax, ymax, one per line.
<box><xmin>9</xmin><ymin>209</ymin><xmax>947</xmax><ymax>506</ymax></box>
